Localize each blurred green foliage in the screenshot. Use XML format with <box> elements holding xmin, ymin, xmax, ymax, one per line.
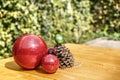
<box><xmin>0</xmin><ymin>0</ymin><xmax>120</xmax><ymax>59</ymax></box>
<box><xmin>90</xmin><ymin>0</ymin><xmax>120</xmax><ymax>40</ymax></box>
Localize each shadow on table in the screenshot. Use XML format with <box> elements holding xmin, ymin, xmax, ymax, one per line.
<box><xmin>5</xmin><ymin>61</ymin><xmax>25</xmax><ymax>71</ymax></box>
<box><xmin>35</xmin><ymin>67</ymin><xmax>47</xmax><ymax>74</ymax></box>
<box><xmin>5</xmin><ymin>61</ymin><xmax>47</xmax><ymax>74</ymax></box>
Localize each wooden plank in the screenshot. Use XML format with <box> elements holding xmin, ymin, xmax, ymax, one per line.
<box><xmin>0</xmin><ymin>44</ymin><xmax>120</xmax><ymax>80</ymax></box>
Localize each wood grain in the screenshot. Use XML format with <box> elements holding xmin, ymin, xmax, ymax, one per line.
<box><xmin>0</xmin><ymin>44</ymin><xmax>120</xmax><ymax>80</ymax></box>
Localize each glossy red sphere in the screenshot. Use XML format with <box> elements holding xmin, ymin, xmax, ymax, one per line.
<box><xmin>41</xmin><ymin>54</ymin><xmax>59</xmax><ymax>73</ymax></box>
<box><xmin>12</xmin><ymin>34</ymin><xmax>47</xmax><ymax>69</ymax></box>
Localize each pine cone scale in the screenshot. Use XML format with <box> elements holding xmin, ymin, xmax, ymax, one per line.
<box><xmin>54</xmin><ymin>44</ymin><xmax>74</xmax><ymax>69</ymax></box>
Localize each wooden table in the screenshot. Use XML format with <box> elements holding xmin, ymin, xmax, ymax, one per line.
<box><xmin>0</xmin><ymin>44</ymin><xmax>120</xmax><ymax>80</ymax></box>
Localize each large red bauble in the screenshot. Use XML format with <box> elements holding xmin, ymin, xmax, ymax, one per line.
<box><xmin>41</xmin><ymin>54</ymin><xmax>59</xmax><ymax>73</ymax></box>
<box><xmin>12</xmin><ymin>34</ymin><xmax>47</xmax><ymax>69</ymax></box>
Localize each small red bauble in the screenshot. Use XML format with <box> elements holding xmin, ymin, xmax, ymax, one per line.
<box><xmin>41</xmin><ymin>54</ymin><xmax>59</xmax><ymax>73</ymax></box>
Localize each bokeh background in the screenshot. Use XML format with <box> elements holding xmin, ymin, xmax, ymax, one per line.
<box><xmin>0</xmin><ymin>0</ymin><xmax>120</xmax><ymax>58</ymax></box>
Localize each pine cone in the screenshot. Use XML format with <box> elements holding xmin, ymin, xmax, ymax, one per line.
<box><xmin>54</xmin><ymin>44</ymin><xmax>74</xmax><ymax>69</ymax></box>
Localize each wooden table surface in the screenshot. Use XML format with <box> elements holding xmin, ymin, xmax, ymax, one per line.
<box><xmin>0</xmin><ymin>44</ymin><xmax>120</xmax><ymax>80</ymax></box>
